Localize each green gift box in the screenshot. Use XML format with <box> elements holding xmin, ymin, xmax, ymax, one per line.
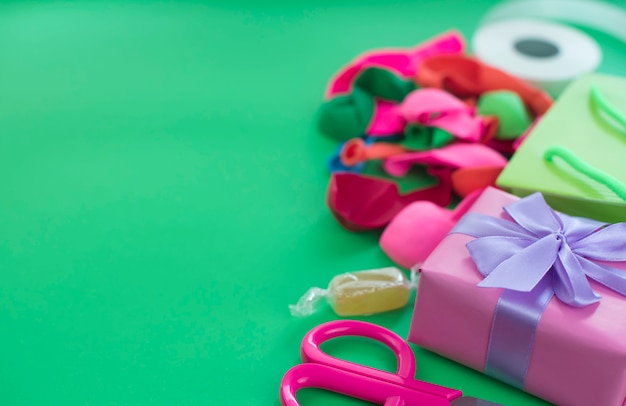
<box><xmin>497</xmin><ymin>73</ymin><xmax>626</xmax><ymax>223</ymax></box>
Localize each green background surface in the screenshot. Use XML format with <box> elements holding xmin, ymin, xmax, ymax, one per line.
<box><xmin>1</xmin><ymin>1</ymin><xmax>625</xmax><ymax>405</ymax></box>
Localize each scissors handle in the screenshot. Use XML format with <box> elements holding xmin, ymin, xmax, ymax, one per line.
<box><xmin>301</xmin><ymin>320</ymin><xmax>461</xmax><ymax>400</ymax></box>
<box><xmin>302</xmin><ymin>320</ymin><xmax>415</xmax><ymax>377</ymax></box>
<box><xmin>280</xmin><ymin>362</ymin><xmax>454</xmax><ymax>406</ymax></box>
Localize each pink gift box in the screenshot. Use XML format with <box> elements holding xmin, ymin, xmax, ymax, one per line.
<box><xmin>409</xmin><ymin>187</ymin><xmax>626</xmax><ymax>406</ymax></box>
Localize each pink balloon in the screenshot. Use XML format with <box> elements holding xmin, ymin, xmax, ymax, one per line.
<box><xmin>383</xmin><ymin>143</ymin><xmax>508</xmax><ymax>177</ymax></box>
<box><xmin>399</xmin><ymin>88</ymin><xmax>484</xmax><ymax>142</ymax></box>
<box><xmin>325</xmin><ymin>31</ymin><xmax>464</xmax><ymax>99</ymax></box>
<box><xmin>380</xmin><ymin>188</ymin><xmax>483</xmax><ymax>269</ymax></box>
<box><xmin>367</xmin><ymin>100</ymin><xmax>405</xmax><ymax>136</ymax></box>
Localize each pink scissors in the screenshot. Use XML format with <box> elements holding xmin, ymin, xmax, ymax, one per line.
<box><xmin>280</xmin><ymin>320</ymin><xmax>501</xmax><ymax>406</ymax></box>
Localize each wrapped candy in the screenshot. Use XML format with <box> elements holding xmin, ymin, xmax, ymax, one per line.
<box><xmin>289</xmin><ymin>267</ymin><xmax>414</xmax><ymax>317</ymax></box>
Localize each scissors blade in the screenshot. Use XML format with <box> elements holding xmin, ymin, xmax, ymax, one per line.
<box><xmin>450</xmin><ymin>396</ymin><xmax>503</xmax><ymax>406</ymax></box>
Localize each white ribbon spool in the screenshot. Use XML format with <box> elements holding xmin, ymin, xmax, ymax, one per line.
<box><xmin>472</xmin><ymin>0</ymin><xmax>626</xmax><ymax>96</ymax></box>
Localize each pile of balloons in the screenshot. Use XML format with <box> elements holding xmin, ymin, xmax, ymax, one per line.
<box><xmin>319</xmin><ymin>31</ymin><xmax>553</xmax><ymax>261</ymax></box>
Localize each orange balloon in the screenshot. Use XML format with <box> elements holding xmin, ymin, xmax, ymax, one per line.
<box><xmin>340</xmin><ymin>138</ymin><xmax>407</xmax><ymax>166</ymax></box>
<box><xmin>451</xmin><ymin>165</ymin><xmax>504</xmax><ymax>197</ymax></box>
<box><xmin>416</xmin><ymin>55</ymin><xmax>552</xmax><ymax>117</ymax></box>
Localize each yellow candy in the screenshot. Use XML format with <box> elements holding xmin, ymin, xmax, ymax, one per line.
<box><xmin>328</xmin><ymin>267</ymin><xmax>410</xmax><ymax>316</ymax></box>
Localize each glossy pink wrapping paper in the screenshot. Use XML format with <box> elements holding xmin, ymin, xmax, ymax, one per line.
<box><xmin>409</xmin><ymin>187</ymin><xmax>626</xmax><ymax>406</ymax></box>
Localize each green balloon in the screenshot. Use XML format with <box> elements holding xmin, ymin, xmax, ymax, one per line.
<box><xmin>402</xmin><ymin>125</ymin><xmax>454</xmax><ymax>150</ymax></box>
<box><xmin>478</xmin><ymin>90</ymin><xmax>532</xmax><ymax>139</ymax></box>
<box><xmin>353</xmin><ymin>66</ymin><xmax>417</xmax><ymax>103</ymax></box>
<box><xmin>317</xmin><ymin>87</ymin><xmax>375</xmax><ymax>141</ymax></box>
<box><xmin>317</xmin><ymin>67</ymin><xmax>417</xmax><ymax>140</ymax></box>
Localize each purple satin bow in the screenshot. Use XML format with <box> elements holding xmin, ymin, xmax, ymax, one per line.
<box><xmin>452</xmin><ymin>192</ymin><xmax>626</xmax><ymax>387</ymax></box>
<box><xmin>453</xmin><ymin>192</ymin><xmax>626</xmax><ymax>307</ymax></box>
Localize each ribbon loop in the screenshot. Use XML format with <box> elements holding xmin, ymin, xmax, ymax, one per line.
<box><xmin>478</xmin><ymin>235</ymin><xmax>561</xmax><ymax>292</ymax></box>
<box><xmin>503</xmin><ymin>193</ymin><xmax>563</xmax><ymax>237</ymax></box>
<box><xmin>466</xmin><ymin>236</ymin><xmax>534</xmax><ymax>278</ymax></box>
<box><xmin>454</xmin><ymin>212</ymin><xmax>534</xmax><ymax>240</ymax></box>
<box><xmin>553</xmin><ymin>245</ymin><xmax>602</xmax><ymax>306</ymax></box>
<box><xmin>455</xmin><ymin>192</ymin><xmax>626</xmax><ymax>307</ymax></box>
<box><xmin>570</xmin><ymin>223</ymin><xmax>626</xmax><ymax>261</ymax></box>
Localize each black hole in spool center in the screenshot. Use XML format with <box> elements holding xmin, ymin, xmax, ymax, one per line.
<box><xmin>513</xmin><ymin>38</ymin><xmax>560</xmax><ymax>58</ymax></box>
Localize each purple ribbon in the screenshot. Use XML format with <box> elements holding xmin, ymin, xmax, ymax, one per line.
<box><xmin>451</xmin><ymin>192</ymin><xmax>626</xmax><ymax>387</ymax></box>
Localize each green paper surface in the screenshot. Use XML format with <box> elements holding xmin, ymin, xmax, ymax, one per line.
<box><xmin>497</xmin><ymin>73</ymin><xmax>626</xmax><ymax>223</ymax></box>
<box><xmin>1</xmin><ymin>1</ymin><xmax>625</xmax><ymax>405</ymax></box>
